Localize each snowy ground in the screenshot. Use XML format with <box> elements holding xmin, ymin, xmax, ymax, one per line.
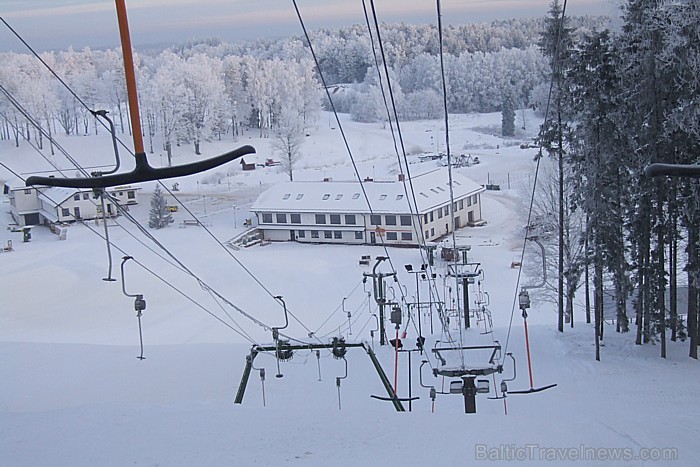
<box><xmin>1</xmin><ymin>111</ymin><xmax>698</xmax><ymax>466</ymax></box>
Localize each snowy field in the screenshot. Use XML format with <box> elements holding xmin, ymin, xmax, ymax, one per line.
<box><xmin>1</xmin><ymin>112</ymin><xmax>698</xmax><ymax>466</ymax></box>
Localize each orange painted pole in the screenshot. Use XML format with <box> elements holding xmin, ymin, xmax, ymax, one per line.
<box><xmin>115</xmin><ymin>0</ymin><xmax>145</xmax><ymax>155</ymax></box>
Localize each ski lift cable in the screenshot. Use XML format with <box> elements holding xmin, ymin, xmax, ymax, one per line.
<box><xmin>291</xmin><ymin>0</ymin><xmax>412</xmax><ymax>296</ymax></box>
<box><xmin>310</xmin><ymin>279</ymin><xmax>365</xmax><ymax>336</ymax></box>
<box><xmin>317</xmin><ymin>297</ymin><xmax>367</xmax><ymax>340</ymax></box>
<box><xmin>0</xmin><ymin>24</ymin><xmax>280</xmax><ymax>325</ymax></box>
<box><xmin>502</xmin><ymin>0</ymin><xmax>569</xmax><ymax>360</ymax></box>
<box><xmin>364</xmin><ymin>0</ymin><xmax>447</xmax><ymax>309</ymax></box>
<box><xmin>1</xmin><ymin>23</ymin><xmax>320</xmax><ymax>346</ymax></box>
<box><xmin>361</xmin><ymin>1</ymin><xmax>426</xmax><ymax>252</ymax></box>
<box><xmin>0</xmin><ymin>110</ymin><xmax>270</xmax><ymax>347</ymax></box>
<box><xmin>367</xmin><ymin>0</ymin><xmax>448</xmax><ymax>308</ymax></box>
<box><xmin>2</xmin><ymin>168</ymin><xmax>258</xmax><ymax>344</ymax></box>
<box><xmin>0</xmin><ymin>86</ymin><xmax>91</xmax><ymax>179</ymax></box>
<box><xmin>0</xmin><ymin>113</ymin><xmax>194</xmax><ymax>280</ymax></box>
<box><xmin>318</xmin><ymin>295</ymin><xmax>372</xmax><ymax>341</ymax></box>
<box><xmin>4</xmin><ymin>6</ymin><xmax>326</xmax><ymax>352</ymax></box>
<box><xmin>0</xmin><ymin>16</ymin><xmax>136</xmax><ymax>157</ymax></box>
<box><xmin>436</xmin><ymin>0</ymin><xmax>468</xmax><ymax>368</ymax></box>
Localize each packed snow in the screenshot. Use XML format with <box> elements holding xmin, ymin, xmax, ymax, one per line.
<box><xmin>1</xmin><ymin>111</ymin><xmax>698</xmax><ymax>466</ymax></box>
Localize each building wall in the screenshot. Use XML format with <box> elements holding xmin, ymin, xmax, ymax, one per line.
<box><xmin>253</xmin><ymin>191</ymin><xmax>483</xmax><ymax>247</ymax></box>
<box><xmin>419</xmin><ymin>193</ymin><xmax>482</xmax><ymax>242</ymax></box>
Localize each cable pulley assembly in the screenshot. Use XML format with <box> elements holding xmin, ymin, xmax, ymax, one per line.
<box><xmin>331</xmin><ymin>336</ymin><xmax>348</xmax><ymax>359</ymax></box>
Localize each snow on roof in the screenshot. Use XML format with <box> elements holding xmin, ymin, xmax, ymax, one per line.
<box><xmin>37</xmin><ymin>187</ymin><xmax>79</xmax><ymax>206</ymax></box>
<box><xmin>4</xmin><ymin>177</ymin><xmax>28</xmax><ymax>191</ymax></box>
<box><xmin>251</xmin><ymin>168</ymin><xmax>484</xmax><ymax>215</ymax></box>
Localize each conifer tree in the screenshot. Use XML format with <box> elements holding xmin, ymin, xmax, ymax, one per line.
<box><xmin>148</xmin><ymin>184</ymin><xmax>173</xmax><ymax>229</ymax></box>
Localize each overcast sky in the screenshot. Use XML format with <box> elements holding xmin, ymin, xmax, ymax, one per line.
<box><xmin>1</xmin><ymin>0</ymin><xmax>618</xmax><ymax>53</ymax></box>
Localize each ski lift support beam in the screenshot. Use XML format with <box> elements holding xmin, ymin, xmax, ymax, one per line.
<box><xmin>234</xmin><ymin>342</ymin><xmax>405</xmax><ymax>412</ymax></box>
<box><xmin>644</xmin><ymin>163</ymin><xmax>700</xmax><ymax>178</ymax></box>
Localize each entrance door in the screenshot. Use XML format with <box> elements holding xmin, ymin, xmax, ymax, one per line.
<box><xmin>74</xmin><ymin>206</ymin><xmax>81</xmax><ymax>219</ymax></box>
<box><xmin>370</xmin><ymin>232</ymin><xmax>376</xmax><ymax>244</ymax></box>
<box><xmin>290</xmin><ymin>230</ymin><xmax>296</xmax><ymax>241</ymax></box>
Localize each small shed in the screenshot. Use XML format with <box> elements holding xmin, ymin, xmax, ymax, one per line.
<box><xmin>240</xmin><ymin>158</ymin><xmax>256</xmax><ymax>171</ymax></box>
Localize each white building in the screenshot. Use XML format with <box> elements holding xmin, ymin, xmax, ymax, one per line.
<box><xmin>3</xmin><ymin>179</ymin><xmax>140</xmax><ymax>226</ymax></box>
<box><xmin>250</xmin><ymin>168</ymin><xmax>485</xmax><ymax>246</ymax></box>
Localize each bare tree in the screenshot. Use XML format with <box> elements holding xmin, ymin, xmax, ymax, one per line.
<box><xmin>272</xmin><ymin>108</ymin><xmax>304</xmax><ymax>181</ymax></box>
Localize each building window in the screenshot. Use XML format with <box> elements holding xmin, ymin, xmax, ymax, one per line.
<box><xmin>283</xmin><ymin>193</ymin><xmax>291</xmax><ymax>200</ymax></box>
<box><xmin>401</xmin><ymin>232</ymin><xmax>412</xmax><ymax>241</ymax></box>
<box><xmin>430</xmin><ymin>211</ymin><xmax>434</xmax><ymax>222</ymax></box>
<box><xmin>425</xmin><ymin>230</ymin><xmax>429</xmax><ymax>240</ymax></box>
<box><xmin>437</xmin><ymin>209</ymin><xmax>443</xmax><ymax>219</ymax></box>
<box><xmin>311</xmin><ymin>230</ymin><xmax>319</xmax><ymax>238</ymax></box>
<box><xmin>276</xmin><ymin>213</ymin><xmax>287</xmax><ymax>223</ymax></box>
<box><xmin>324</xmin><ymin>231</ymin><xmax>333</xmax><ymax>239</ymax></box>
<box><xmin>330</xmin><ymin>214</ymin><xmax>341</xmax><ymax>225</ymax></box>
<box><xmin>334</xmin><ymin>231</ymin><xmax>342</xmax><ymax>239</ymax></box>
<box><xmin>322</xmin><ymin>193</ymin><xmax>330</xmax><ymax>200</ymax></box>
<box><xmin>335</xmin><ymin>194</ymin><xmax>343</xmax><ymax>200</ymax></box>
<box><xmin>459</xmin><ymin>199</ymin><xmax>464</xmax><ymax>210</ymax></box>
<box><xmin>83</xmin><ymin>193</ymin><xmax>89</xmax><ymax>200</ymax></box>
<box><xmin>73</xmin><ymin>194</ymin><xmax>80</xmax><ymax>201</ymax></box>
<box><xmin>423</xmin><ymin>214</ymin><xmax>428</xmax><ymax>224</ymax></box>
<box><xmin>380</xmin><ymin>194</ymin><xmax>387</xmax><ymax>200</ymax></box>
<box><xmin>400</xmin><ymin>215</ymin><xmax>411</xmax><ymax>226</ymax></box>
<box><xmin>396</xmin><ymin>194</ymin><xmax>403</xmax><ymax>200</ymax></box>
<box><xmin>431</xmin><ymin>228</ymin><xmax>435</xmax><ymax>236</ymax></box>
<box><xmin>386</xmin><ymin>232</ymin><xmax>397</xmax><ymax>241</ymax></box>
<box><xmin>444</xmin><ymin>206</ymin><xmax>450</xmax><ymax>216</ymax></box>
<box><xmin>262</xmin><ymin>213</ymin><xmax>273</xmax><ymax>223</ymax></box>
<box><xmin>473</xmin><ymin>195</ymin><xmax>479</xmax><ymax>204</ymax></box>
<box><xmin>62</xmin><ymin>208</ymin><xmax>70</xmax><ymax>217</ymax></box>
<box><xmin>296</xmin><ymin>194</ymin><xmax>304</xmax><ymax>200</ymax></box>
<box><xmin>298</xmin><ymin>230</ymin><xmax>306</xmax><ymax>238</ymax></box>
<box><xmin>291</xmin><ymin>213</ymin><xmax>301</xmax><ymax>224</ymax></box>
<box><xmin>467</xmin><ymin>197</ymin><xmax>473</xmax><ymax>207</ymax></box>
<box><xmin>345</xmin><ymin>214</ymin><xmax>356</xmax><ymax>225</ymax></box>
<box><xmin>315</xmin><ymin>214</ymin><xmax>326</xmax><ymax>224</ymax></box>
<box><xmin>385</xmin><ymin>215</ymin><xmax>396</xmax><ymax>226</ymax></box>
<box><xmin>352</xmin><ymin>193</ymin><xmax>360</xmax><ymax>199</ymax></box>
<box><xmin>355</xmin><ymin>231</ymin><xmax>363</xmax><ymax>240</ymax></box>
<box><xmin>370</xmin><ymin>215</ymin><xmax>381</xmax><ymax>225</ymax></box>
<box><xmin>24</xmin><ymin>189</ymin><xmax>32</xmax><ymax>195</ymax></box>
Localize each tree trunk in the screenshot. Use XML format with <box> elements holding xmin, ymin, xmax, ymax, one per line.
<box><xmin>585</xmin><ymin>227</ymin><xmax>591</xmax><ymax>324</ymax></box>
<box><xmin>670</xmin><ymin>222</ymin><xmax>677</xmax><ymax>342</ymax></box>
<box><xmin>557</xmin><ymin>109</ymin><xmax>565</xmax><ymax>333</ymax></box>
<box><xmin>657</xmin><ymin>191</ymin><xmax>666</xmax><ymax>358</ymax></box>
<box><xmin>689</xmin><ymin>221</ymin><xmax>698</xmax><ymax>359</ymax></box>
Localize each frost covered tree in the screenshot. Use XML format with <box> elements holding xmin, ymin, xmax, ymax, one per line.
<box><xmin>179</xmin><ymin>54</ymin><xmax>226</xmax><ymax>155</ymax></box>
<box><xmin>148</xmin><ymin>185</ymin><xmax>173</xmax><ymax>229</ymax></box>
<box><xmin>272</xmin><ymin>107</ymin><xmax>304</xmax><ymax>181</ymax></box>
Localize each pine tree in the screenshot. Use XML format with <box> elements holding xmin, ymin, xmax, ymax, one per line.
<box><xmin>148</xmin><ymin>185</ymin><xmax>173</xmax><ymax>229</ymax></box>
<box><xmin>501</xmin><ymin>91</ymin><xmax>516</xmax><ymax>137</ymax></box>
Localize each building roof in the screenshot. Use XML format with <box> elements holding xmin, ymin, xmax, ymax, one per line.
<box><xmin>251</xmin><ymin>168</ymin><xmax>484</xmax><ymax>215</ymax></box>
<box><xmin>37</xmin><ymin>187</ymin><xmax>79</xmax><ymax>207</ymax></box>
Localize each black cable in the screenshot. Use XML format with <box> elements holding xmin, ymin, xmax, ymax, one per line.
<box><xmin>502</xmin><ymin>0</ymin><xmax>568</xmax><ymax>360</ymax></box>
<box><xmin>1</xmin><ymin>22</ymin><xmax>321</xmax><ymax>345</ymax></box>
